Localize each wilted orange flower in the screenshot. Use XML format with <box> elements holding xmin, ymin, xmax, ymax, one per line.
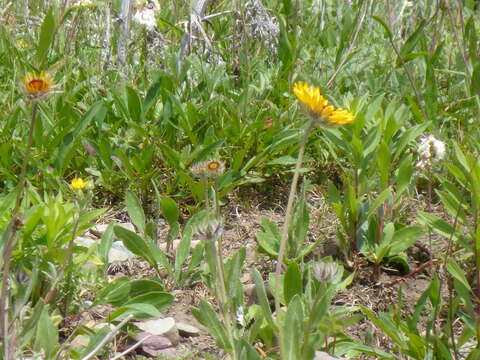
<box><xmin>191</xmin><ymin>160</ymin><xmax>225</xmax><ymax>178</ymax></box>
<box><xmin>21</xmin><ymin>71</ymin><xmax>55</xmax><ymax>100</ymax></box>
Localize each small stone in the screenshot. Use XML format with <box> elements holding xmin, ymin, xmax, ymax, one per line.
<box><xmin>75</xmin><ymin>236</ymin><xmax>96</xmax><ymax>248</ymax></box>
<box><xmin>136</xmin><ymin>332</ymin><xmax>173</xmax><ymax>356</ymax></box>
<box><xmin>108</xmin><ymin>241</ymin><xmax>135</xmax><ymax>262</ymax></box>
<box><xmin>176</xmin><ymin>322</ymin><xmax>200</xmax><ymax>337</ymax></box>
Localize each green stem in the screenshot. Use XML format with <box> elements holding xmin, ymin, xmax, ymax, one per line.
<box><xmin>0</xmin><ymin>102</ymin><xmax>38</xmax><ymax>359</ymax></box>
<box><xmin>275</xmin><ymin>119</ymin><xmax>315</xmax><ymax>357</ymax></box>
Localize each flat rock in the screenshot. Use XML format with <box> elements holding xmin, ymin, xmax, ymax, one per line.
<box><xmin>176</xmin><ymin>322</ymin><xmax>200</xmax><ymax>337</ymax></box>
<box><xmin>134</xmin><ymin>317</ymin><xmax>179</xmax><ymax>344</ymax></box>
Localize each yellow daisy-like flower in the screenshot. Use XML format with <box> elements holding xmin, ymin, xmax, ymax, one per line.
<box><xmin>21</xmin><ymin>71</ymin><xmax>55</xmax><ymax>100</ymax></box>
<box><xmin>70</xmin><ymin>178</ymin><xmax>87</xmax><ymax>191</ymax></box>
<box><xmin>293</xmin><ymin>82</ymin><xmax>354</xmax><ymax>126</ymax></box>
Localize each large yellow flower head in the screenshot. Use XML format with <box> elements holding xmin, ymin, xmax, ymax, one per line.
<box><xmin>21</xmin><ymin>71</ymin><xmax>55</xmax><ymax>100</ymax></box>
<box><xmin>293</xmin><ymin>82</ymin><xmax>354</xmax><ymax>126</ymax></box>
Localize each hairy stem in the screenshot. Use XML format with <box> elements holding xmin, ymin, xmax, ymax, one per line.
<box><xmin>0</xmin><ymin>102</ymin><xmax>38</xmax><ymax>359</ymax></box>
<box><xmin>275</xmin><ymin>119</ymin><xmax>315</xmax><ymax>357</ymax></box>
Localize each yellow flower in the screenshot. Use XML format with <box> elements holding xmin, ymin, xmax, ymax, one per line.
<box><xmin>293</xmin><ymin>82</ymin><xmax>354</xmax><ymax>126</ymax></box>
<box><xmin>21</xmin><ymin>71</ymin><xmax>55</xmax><ymax>100</ymax></box>
<box><xmin>16</xmin><ymin>39</ymin><xmax>30</xmax><ymax>49</ymax></box>
<box><xmin>70</xmin><ymin>178</ymin><xmax>87</xmax><ymax>191</ymax></box>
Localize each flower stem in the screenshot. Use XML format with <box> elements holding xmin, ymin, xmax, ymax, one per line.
<box><xmin>0</xmin><ymin>102</ymin><xmax>38</xmax><ymax>359</ymax></box>
<box><xmin>274</xmin><ymin>119</ymin><xmax>315</xmax><ymax>357</ymax></box>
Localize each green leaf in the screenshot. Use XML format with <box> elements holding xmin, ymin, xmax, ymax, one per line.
<box><xmin>175</xmin><ymin>211</ymin><xmax>207</xmax><ymax>281</ymax></box>
<box><xmin>255</xmin><ymin>217</ymin><xmax>281</xmax><ymax>257</ymax></box>
<box><xmin>124</xmin><ymin>291</ymin><xmax>173</xmax><ymax>312</ymax></box>
<box><xmin>191</xmin><ymin>301</ymin><xmax>231</xmax><ymax>350</ymax></box>
<box><xmin>126</xmin><ymin>86</ymin><xmax>143</xmax><ymax>122</ymax></box>
<box><xmin>37</xmin><ymin>8</ymin><xmax>56</xmax><ymax>65</ymax></box>
<box><xmin>96</xmin><ymin>277</ymin><xmax>131</xmax><ymax>306</ymax></box>
<box><xmin>125</xmin><ymin>191</ymin><xmax>146</xmax><ymax>234</ymax></box>
<box><xmin>395</xmin><ymin>155</ymin><xmax>413</xmax><ymax>196</ymax></box>
<box><xmin>114</xmin><ymin>226</ymin><xmax>158</xmax><ymax>269</ymax></box>
<box><xmin>0</xmin><ymin>191</ymin><xmax>16</xmax><ymax>218</ymax></box>
<box><xmin>34</xmin><ymin>303</ymin><xmax>59</xmax><ymax>359</ymax></box>
<box><xmin>372</xmin><ymin>16</ymin><xmax>393</xmax><ymax>39</ymax></box>
<box><xmin>398</xmin><ymin>20</ymin><xmax>426</xmax><ymax>64</ymax></box>
<box><xmin>446</xmin><ymin>260</ymin><xmax>472</xmax><ymax>293</ymax></box>
<box><xmin>471</xmin><ymin>63</ymin><xmax>480</xmax><ymax>98</ymax></box>
<box><xmin>109</xmin><ymin>303</ymin><xmax>162</xmax><ymax>320</ymax></box>
<box><xmin>360</xmin><ymin>306</ymin><xmax>404</xmax><ymax>346</ymax></box>
<box><xmin>55</xmin><ymin>101</ymin><xmax>106</xmax><ymax>173</ymax></box>
<box><xmin>366</xmin><ymin>188</ymin><xmax>391</xmax><ymax>219</ymax></box>
<box><xmin>97</xmin><ymin>222</ymin><xmax>115</xmax><ymax>267</ymax></box>
<box><xmin>387</xmin><ymin>226</ymin><xmax>422</xmax><ymax>256</ymax></box>
<box><xmin>417</xmin><ymin>211</ymin><xmax>459</xmax><ymax>241</ymax></box>
<box><xmin>284</xmin><ymin>295</ymin><xmax>303</xmax><ymax>360</ymax></box>
<box><xmin>225</xmin><ymin>248</ymin><xmax>246</xmax><ymax>308</ymax></box>
<box><xmin>284</xmin><ymin>262</ymin><xmax>302</xmax><ymax>305</ymax></box>
<box><xmin>252</xmin><ymin>268</ymin><xmax>276</xmax><ymax>329</ymax></box>
<box><xmin>129</xmin><ymin>280</ymin><xmax>165</xmax><ymax>297</ymax></box>
<box><xmin>160</xmin><ymin>197</ymin><xmax>180</xmax><ymax>225</ymax></box>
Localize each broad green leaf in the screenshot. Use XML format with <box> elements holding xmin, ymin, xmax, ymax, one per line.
<box><xmin>114</xmin><ymin>226</ymin><xmax>157</xmax><ymax>269</ymax></box>
<box><xmin>388</xmin><ymin>226</ymin><xmax>422</xmax><ymax>256</ymax></box>
<box><xmin>96</xmin><ymin>277</ymin><xmax>130</xmax><ymax>306</ymax></box>
<box><xmin>124</xmin><ymin>291</ymin><xmax>173</xmax><ymax>312</ymax></box>
<box><xmin>129</xmin><ymin>280</ymin><xmax>165</xmax><ymax>297</ymax></box>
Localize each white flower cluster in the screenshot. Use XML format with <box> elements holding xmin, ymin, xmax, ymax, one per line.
<box><xmin>133</xmin><ymin>6</ymin><xmax>156</xmax><ymax>29</ymax></box>
<box><xmin>244</xmin><ymin>0</ymin><xmax>279</xmax><ymax>56</ymax></box>
<box><xmin>416</xmin><ymin>135</ymin><xmax>446</xmax><ymax>170</ymax></box>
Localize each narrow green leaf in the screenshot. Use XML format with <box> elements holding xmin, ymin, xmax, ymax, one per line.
<box><xmin>191</xmin><ymin>301</ymin><xmax>231</xmax><ymax>350</ymax></box>
<box><xmin>446</xmin><ymin>260</ymin><xmax>472</xmax><ymax>293</ymax></box>
<box><xmin>284</xmin><ymin>295</ymin><xmax>303</xmax><ymax>360</ymax></box>
<box><xmin>125</xmin><ymin>191</ymin><xmax>146</xmax><ymax>234</ymax></box>
<box><xmin>252</xmin><ymin>268</ymin><xmax>276</xmax><ymax>329</ymax></box>
<box><xmin>160</xmin><ymin>197</ymin><xmax>180</xmax><ymax>225</ymax></box>
<box><xmin>34</xmin><ymin>304</ymin><xmax>59</xmax><ymax>359</ymax></box>
<box><xmin>37</xmin><ymin>8</ymin><xmax>56</xmax><ymax>65</ymax></box>
<box><xmin>284</xmin><ymin>262</ymin><xmax>302</xmax><ymax>305</ymax></box>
